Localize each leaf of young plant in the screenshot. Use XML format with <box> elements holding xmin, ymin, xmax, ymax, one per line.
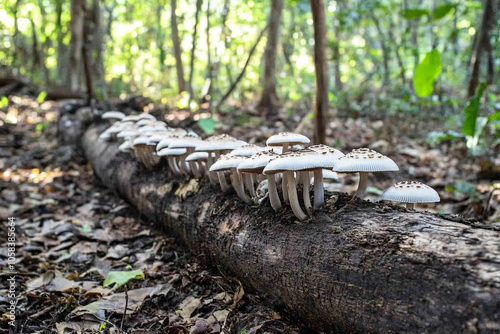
<box><xmin>413</xmin><ymin>49</ymin><xmax>441</xmax><ymax>97</ymax></box>
<box><xmin>37</xmin><ymin>91</ymin><xmax>47</xmax><ymax>104</ymax></box>
<box><xmin>462</xmin><ymin>83</ymin><xmax>486</xmax><ymax>137</ymax></box>
<box><xmin>402</xmin><ymin>9</ymin><xmax>430</xmax><ymax>19</ymax></box>
<box><xmin>198</xmin><ymin>117</ymin><xmax>217</xmax><ymax>134</ymax></box>
<box><xmin>103</xmin><ymin>269</ymin><xmax>144</xmax><ymax>289</ymax></box>
<box><xmin>488</xmin><ymin>112</ymin><xmax>500</xmax><ymax>122</ymax></box>
<box><xmin>432</xmin><ymin>4</ymin><xmax>455</xmax><ymax>20</ymax></box>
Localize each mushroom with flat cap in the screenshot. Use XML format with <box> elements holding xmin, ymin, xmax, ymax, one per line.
<box><xmin>210</xmin><ymin>155</ymin><xmax>251</xmax><ymax>203</ymax></box>
<box><xmin>237</xmin><ymin>150</ymin><xmax>280</xmax><ymax>209</ymax></box>
<box><xmin>136</xmin><ymin>113</ymin><xmax>157</xmax><ymax>121</ymax></box>
<box><xmin>308</xmin><ymin>144</ymin><xmax>344</xmax><ymax>209</ymax></box>
<box><xmin>102</xmin><ymin>111</ymin><xmax>125</xmax><ymax>122</ymax></box>
<box><xmin>382</xmin><ymin>181</ymin><xmax>440</xmax><ymax>209</ymax></box>
<box><xmin>157</xmin><ymin>147</ymin><xmax>187</xmax><ymax>175</ymax></box>
<box><xmin>186</xmin><ymin>152</ymin><xmax>209</xmax><ymax>178</ymax></box>
<box><xmin>334</xmin><ymin>148</ymin><xmax>399</xmax><ymax>199</ymax></box>
<box><xmin>266</xmin><ymin>132</ymin><xmax>310</xmax><ymax>204</ymax></box>
<box><xmin>195</xmin><ymin>134</ymin><xmax>247</xmax><ymax>186</ymax></box>
<box><xmin>230</xmin><ymin>144</ymin><xmax>266</xmax><ymax>197</ymax></box>
<box><xmin>169</xmin><ymin>134</ymin><xmax>202</xmax><ymax>177</ymax></box>
<box><xmin>133</xmin><ymin>136</ymin><xmax>154</xmax><ymax>169</ymax></box>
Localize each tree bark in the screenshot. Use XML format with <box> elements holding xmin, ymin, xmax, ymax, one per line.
<box><xmin>467</xmin><ymin>0</ymin><xmax>499</xmax><ymax>97</ymax></box>
<box><xmin>78</xmin><ymin>123</ymin><xmax>500</xmax><ymax>334</ymax></box>
<box><xmin>171</xmin><ymin>0</ymin><xmax>187</xmax><ymax>93</ymax></box>
<box><xmin>70</xmin><ymin>0</ymin><xmax>86</xmax><ymax>92</ymax></box>
<box><xmin>310</xmin><ymin>0</ymin><xmax>328</xmax><ymax>145</ymax></box>
<box><xmin>257</xmin><ymin>0</ymin><xmax>284</xmax><ymax>113</ymax></box>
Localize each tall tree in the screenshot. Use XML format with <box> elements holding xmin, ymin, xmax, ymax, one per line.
<box><xmin>171</xmin><ymin>0</ymin><xmax>187</xmax><ymax>93</ymax></box>
<box><xmin>188</xmin><ymin>0</ymin><xmax>203</xmax><ymax>107</ymax></box>
<box><xmin>467</xmin><ymin>0</ymin><xmax>499</xmax><ymax>97</ymax></box>
<box><xmin>310</xmin><ymin>0</ymin><xmax>328</xmax><ymax>145</ymax></box>
<box><xmin>69</xmin><ymin>0</ymin><xmax>86</xmax><ymax>92</ymax></box>
<box><xmin>258</xmin><ymin>0</ymin><xmax>284</xmax><ymax>113</ymax></box>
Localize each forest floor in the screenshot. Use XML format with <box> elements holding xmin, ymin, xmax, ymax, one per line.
<box><xmin>0</xmin><ymin>96</ymin><xmax>499</xmax><ymax>333</ymax></box>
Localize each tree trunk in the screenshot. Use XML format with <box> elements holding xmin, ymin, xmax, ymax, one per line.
<box><xmin>332</xmin><ymin>14</ymin><xmax>342</xmax><ymax>92</ymax></box>
<box><xmin>69</xmin><ymin>0</ymin><xmax>86</xmax><ymax>92</ymax></box>
<box><xmin>156</xmin><ymin>0</ymin><xmax>166</xmax><ymax>72</ymax></box>
<box><xmin>257</xmin><ymin>0</ymin><xmax>284</xmax><ymax>113</ymax></box>
<box><xmin>188</xmin><ymin>0</ymin><xmax>203</xmax><ymax>109</ymax></box>
<box><xmin>90</xmin><ymin>0</ymin><xmax>107</xmax><ymax>101</ymax></box>
<box><xmin>171</xmin><ymin>0</ymin><xmax>187</xmax><ymax>93</ymax></box>
<box><xmin>204</xmin><ymin>0</ymin><xmax>213</xmax><ymax>111</ymax></box>
<box><xmin>467</xmin><ymin>0</ymin><xmax>499</xmax><ymax>97</ymax></box>
<box><xmin>310</xmin><ymin>0</ymin><xmax>328</xmax><ymax>145</ymax></box>
<box><xmin>76</xmin><ymin>123</ymin><xmax>500</xmax><ymax>334</ymax></box>
<box><xmin>56</xmin><ymin>0</ymin><xmax>66</xmax><ymax>86</ymax></box>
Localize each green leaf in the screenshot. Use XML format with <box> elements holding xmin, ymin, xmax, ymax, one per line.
<box><xmin>403</xmin><ymin>9</ymin><xmax>430</xmax><ymax>19</ymax></box>
<box><xmin>198</xmin><ymin>117</ymin><xmax>217</xmax><ymax>135</ymax></box>
<box><xmin>103</xmin><ymin>270</ymin><xmax>144</xmax><ymax>289</ymax></box>
<box><xmin>488</xmin><ymin>112</ymin><xmax>500</xmax><ymax>122</ymax></box>
<box><xmin>413</xmin><ymin>49</ymin><xmax>441</xmax><ymax>97</ymax></box>
<box><xmin>462</xmin><ymin>83</ymin><xmax>486</xmax><ymax>137</ymax></box>
<box><xmin>37</xmin><ymin>91</ymin><xmax>47</xmax><ymax>104</ymax></box>
<box><xmin>433</xmin><ymin>4</ymin><xmax>456</xmax><ymax>20</ymax></box>
<box><xmin>0</xmin><ymin>96</ymin><xmax>8</xmax><ymax>108</ymax></box>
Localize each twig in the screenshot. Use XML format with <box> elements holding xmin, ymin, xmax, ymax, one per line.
<box><xmin>121</xmin><ymin>284</ymin><xmax>129</xmax><ymax>331</ymax></box>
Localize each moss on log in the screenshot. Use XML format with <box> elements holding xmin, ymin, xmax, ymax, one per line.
<box><xmin>81</xmin><ymin>125</ymin><xmax>500</xmax><ymax>333</ymax></box>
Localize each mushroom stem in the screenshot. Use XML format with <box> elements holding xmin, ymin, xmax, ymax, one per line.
<box><xmin>244</xmin><ymin>174</ymin><xmax>257</xmax><ymax>198</ymax></box>
<box><xmin>355</xmin><ymin>172</ymin><xmax>369</xmax><ymax>198</ymax></box>
<box><xmin>302</xmin><ymin>171</ymin><xmax>313</xmax><ymax>216</ymax></box>
<box><xmin>282</xmin><ymin>174</ymin><xmax>289</xmax><ymax>204</ymax></box>
<box><xmin>230</xmin><ymin>169</ymin><xmax>252</xmax><ymax>204</ymax></box>
<box><xmin>206</xmin><ymin>152</ymin><xmax>218</xmax><ymax>185</ymax></box>
<box><xmin>168</xmin><ymin>156</ymin><xmax>180</xmax><ymax>175</ymax></box>
<box><xmin>189</xmin><ymin>161</ymin><xmax>200</xmax><ymax>178</ymax></box>
<box><xmin>406</xmin><ymin>203</ymin><xmax>415</xmax><ymax>209</ymax></box>
<box><xmin>267</xmin><ymin>174</ymin><xmax>282</xmax><ymax>211</ymax></box>
<box><xmin>173</xmin><ymin>156</ymin><xmax>186</xmax><ymax>175</ymax></box>
<box><xmin>285</xmin><ymin>171</ymin><xmax>307</xmax><ymax>221</ymax></box>
<box><xmin>218</xmin><ymin>171</ymin><xmax>231</xmax><ymax>192</ymax></box>
<box><xmin>313</xmin><ymin>169</ymin><xmax>325</xmax><ymax>209</ymax></box>
<box><xmin>282</xmin><ymin>143</ymin><xmax>289</xmax><ymax>152</ymax></box>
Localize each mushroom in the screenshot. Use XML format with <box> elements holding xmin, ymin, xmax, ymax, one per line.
<box><xmin>237</xmin><ymin>151</ymin><xmax>280</xmax><ymax>208</ymax></box>
<box><xmin>185</xmin><ymin>152</ymin><xmax>209</xmax><ymax>178</ymax></box>
<box><xmin>102</xmin><ymin>111</ymin><xmax>125</xmax><ymax>122</ymax></box>
<box><xmin>132</xmin><ymin>136</ymin><xmax>152</xmax><ymax>168</ymax></box>
<box><xmin>136</xmin><ymin>113</ymin><xmax>157</xmax><ymax>121</ymax></box>
<box><xmin>122</xmin><ymin>115</ymin><xmax>139</xmax><ymax>122</ymax></box>
<box><xmin>195</xmin><ymin>135</ymin><xmax>247</xmax><ymax>186</ymax></box>
<box><xmin>118</xmin><ymin>140</ymin><xmax>133</xmax><ymax>153</ymax></box>
<box><xmin>334</xmin><ymin>148</ymin><xmax>399</xmax><ymax>199</ymax></box>
<box><xmin>210</xmin><ymin>154</ymin><xmax>251</xmax><ymax>203</ymax></box>
<box><xmin>168</xmin><ymin>135</ymin><xmax>202</xmax><ymax>177</ymax></box>
<box><xmin>157</xmin><ymin>147</ymin><xmax>187</xmax><ymax>175</ymax></box>
<box><xmin>382</xmin><ymin>181</ymin><xmax>440</xmax><ymax>209</ymax></box>
<box><xmin>308</xmin><ymin>144</ymin><xmax>344</xmax><ymax>209</ymax></box>
<box><xmin>230</xmin><ymin>144</ymin><xmax>266</xmax><ymax>197</ymax></box>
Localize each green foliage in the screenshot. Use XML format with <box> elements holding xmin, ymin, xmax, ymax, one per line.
<box><xmin>37</xmin><ymin>91</ymin><xmax>47</xmax><ymax>104</ymax></box>
<box><xmin>103</xmin><ymin>269</ymin><xmax>145</xmax><ymax>289</ymax></box>
<box><xmin>433</xmin><ymin>4</ymin><xmax>456</xmax><ymax>20</ymax></box>
<box><xmin>413</xmin><ymin>49</ymin><xmax>441</xmax><ymax>97</ymax></box>
<box><xmin>445</xmin><ymin>181</ymin><xmax>477</xmax><ymax>198</ymax></box>
<box><xmin>425</xmin><ymin>130</ymin><xmax>463</xmax><ymax>145</ymax></box>
<box><xmin>0</xmin><ymin>96</ymin><xmax>8</xmax><ymax>108</ymax></box>
<box><xmin>198</xmin><ymin>117</ymin><xmax>217</xmax><ymax>134</ymax></box>
<box><xmin>462</xmin><ymin>83</ymin><xmax>486</xmax><ymax>137</ymax></box>
<box><xmin>36</xmin><ymin>122</ymin><xmax>49</xmax><ymax>133</ymax></box>
<box><xmin>402</xmin><ymin>9</ymin><xmax>430</xmax><ymax>19</ymax></box>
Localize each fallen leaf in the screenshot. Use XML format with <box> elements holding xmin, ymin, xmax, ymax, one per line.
<box><xmin>46</xmin><ymin>276</ymin><xmax>80</xmax><ymax>292</ymax></box>
<box><xmin>176</xmin><ymin>296</ymin><xmax>202</xmax><ymax>321</ymax></box>
<box><xmin>103</xmin><ymin>269</ymin><xmax>145</xmax><ymax>289</ymax></box>
<box><xmin>213</xmin><ymin>309</ymin><xmax>230</xmax><ymax>323</ymax></box>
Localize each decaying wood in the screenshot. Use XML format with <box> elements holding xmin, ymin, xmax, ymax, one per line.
<box><xmin>80</xmin><ymin>124</ymin><xmax>500</xmax><ymax>333</ymax></box>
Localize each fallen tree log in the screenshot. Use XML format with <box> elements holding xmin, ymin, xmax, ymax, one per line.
<box><xmin>80</xmin><ymin>124</ymin><xmax>500</xmax><ymax>333</ymax></box>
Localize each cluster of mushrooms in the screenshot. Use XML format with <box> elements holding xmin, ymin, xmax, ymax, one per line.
<box><xmin>99</xmin><ymin>111</ymin><xmax>441</xmax><ymax>221</ymax></box>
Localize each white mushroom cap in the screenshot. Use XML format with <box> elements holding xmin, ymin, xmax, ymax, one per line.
<box><xmin>263</xmin><ymin>149</ymin><xmax>339</xmax><ymax>175</ymax></box>
<box><xmin>334</xmin><ymin>148</ymin><xmax>399</xmax><ymax>172</ymax></box>
<box><xmin>157</xmin><ymin>147</ymin><xmax>187</xmax><ymax>157</ymax></box>
<box><xmin>136</xmin><ymin>113</ymin><xmax>156</xmax><ymax>121</ymax></box>
<box><xmin>195</xmin><ymin>134</ymin><xmax>247</xmax><ymax>152</ymax></box>
<box><xmin>136</xmin><ymin>119</ymin><xmax>153</xmax><ymax>127</ymax></box>
<box><xmin>209</xmin><ymin>154</ymin><xmax>248</xmax><ymax>172</ymax></box>
<box><xmin>122</xmin><ymin>115</ymin><xmax>139</xmax><ymax>122</ymax></box>
<box><xmin>166</xmin><ymin>128</ymin><xmax>188</xmax><ymax>136</ymax></box>
<box><xmin>119</xmin><ymin>140</ymin><xmax>133</xmax><ymax>152</ymax></box>
<box><xmin>230</xmin><ymin>144</ymin><xmax>266</xmax><ymax>156</ymax></box>
<box><xmin>99</xmin><ymin>132</ymin><xmax>111</xmax><ymax>140</ymax></box>
<box><xmin>267</xmin><ymin>146</ymin><xmax>283</xmax><ymax>154</ymax></box>
<box><xmin>102</xmin><ymin>111</ymin><xmax>125</xmax><ymax>120</ymax></box>
<box><xmin>169</xmin><ymin>135</ymin><xmax>202</xmax><ymax>149</ymax></box>
<box><xmin>266</xmin><ymin>132</ymin><xmax>310</xmax><ymax>147</ymax></box>
<box><xmin>382</xmin><ymin>181</ymin><xmax>440</xmax><ymax>203</ymax></box>
<box><xmin>309</xmin><ymin>144</ymin><xmax>345</xmax><ymax>165</ymax></box>
<box><xmin>138</xmin><ymin>125</ymin><xmax>166</xmax><ymax>134</ymax></box>
<box><xmin>321</xmin><ymin>169</ymin><xmax>339</xmax><ymax>180</ymax></box>
<box><xmin>237</xmin><ymin>151</ymin><xmax>279</xmax><ymax>173</ymax></box>
<box><xmin>133</xmin><ymin>136</ymin><xmax>149</xmax><ymax>146</ymax></box>
<box><xmin>117</xmin><ymin>130</ymin><xmax>138</xmax><ymax>139</ymax></box>
<box><xmin>186</xmin><ymin>152</ymin><xmax>209</xmax><ymax>162</ymax></box>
